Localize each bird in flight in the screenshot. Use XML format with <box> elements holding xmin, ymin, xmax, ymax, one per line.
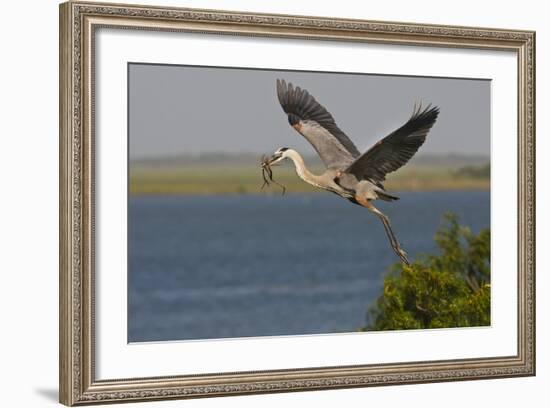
<box><xmin>262</xmin><ymin>79</ymin><xmax>440</xmax><ymax>265</ymax></box>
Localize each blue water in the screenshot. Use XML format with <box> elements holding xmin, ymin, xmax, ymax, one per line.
<box><xmin>128</xmin><ymin>191</ymin><xmax>489</xmax><ymax>342</ymax></box>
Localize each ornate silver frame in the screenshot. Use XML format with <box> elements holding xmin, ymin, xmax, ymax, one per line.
<box><xmin>59</xmin><ymin>1</ymin><xmax>535</xmax><ymax>405</ymax></box>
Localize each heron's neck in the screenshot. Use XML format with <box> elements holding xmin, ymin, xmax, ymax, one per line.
<box><xmin>285</xmin><ymin>150</ymin><xmax>324</xmax><ymax>189</ymax></box>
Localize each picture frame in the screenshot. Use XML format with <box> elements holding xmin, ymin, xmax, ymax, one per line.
<box><xmin>59</xmin><ymin>1</ymin><xmax>535</xmax><ymax>405</ymax></box>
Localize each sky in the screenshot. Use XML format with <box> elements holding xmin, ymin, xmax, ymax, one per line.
<box><xmin>128</xmin><ymin>63</ymin><xmax>490</xmax><ymax>159</ymax></box>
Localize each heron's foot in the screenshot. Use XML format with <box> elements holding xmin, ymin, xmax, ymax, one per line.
<box><xmin>398</xmin><ymin>248</ymin><xmax>411</xmax><ymax>266</ymax></box>
<box><xmin>393</xmin><ymin>245</ymin><xmax>410</xmax><ymax>266</ymax></box>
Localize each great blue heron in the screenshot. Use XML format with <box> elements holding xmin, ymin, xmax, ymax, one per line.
<box><xmin>263</xmin><ymin>79</ymin><xmax>440</xmax><ymax>265</ymax></box>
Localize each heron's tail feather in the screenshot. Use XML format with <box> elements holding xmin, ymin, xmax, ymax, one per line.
<box><xmin>377</xmin><ymin>191</ymin><xmax>400</xmax><ymax>201</ymax></box>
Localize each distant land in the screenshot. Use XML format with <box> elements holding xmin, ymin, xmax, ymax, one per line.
<box><xmin>131</xmin><ymin>152</ymin><xmax>490</xmax><ymax>169</ymax></box>
<box><xmin>129</xmin><ymin>153</ymin><xmax>490</xmax><ymax>195</ymax></box>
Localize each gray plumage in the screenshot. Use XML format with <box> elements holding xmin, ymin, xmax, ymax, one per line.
<box><xmin>276</xmin><ymin>79</ymin><xmax>360</xmax><ymax>169</ymax></box>
<box><xmin>266</xmin><ymin>79</ymin><xmax>440</xmax><ymax>265</ymax></box>
<box><xmin>345</xmin><ymin>104</ymin><xmax>440</xmax><ymax>184</ymax></box>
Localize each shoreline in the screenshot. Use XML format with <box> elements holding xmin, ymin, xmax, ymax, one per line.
<box><xmin>129</xmin><ymin>185</ymin><xmax>490</xmax><ymax>197</ymax></box>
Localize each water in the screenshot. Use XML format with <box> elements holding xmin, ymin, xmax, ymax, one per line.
<box><xmin>128</xmin><ymin>191</ymin><xmax>490</xmax><ymax>342</ymax></box>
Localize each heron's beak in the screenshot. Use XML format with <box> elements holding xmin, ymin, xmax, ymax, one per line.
<box><xmin>265</xmin><ymin>153</ymin><xmax>284</xmax><ymax>166</ymax></box>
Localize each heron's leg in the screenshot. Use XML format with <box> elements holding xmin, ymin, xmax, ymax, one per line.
<box><xmin>377</xmin><ymin>214</ymin><xmax>411</xmax><ymax>266</ymax></box>
<box><xmin>355</xmin><ymin>196</ymin><xmax>411</xmax><ymax>266</ymax></box>
<box><xmin>377</xmin><ymin>214</ymin><xmax>410</xmax><ymax>266</ymax></box>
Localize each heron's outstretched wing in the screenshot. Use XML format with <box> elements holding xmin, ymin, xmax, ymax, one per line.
<box><xmin>345</xmin><ymin>105</ymin><xmax>439</xmax><ymax>184</ymax></box>
<box><xmin>276</xmin><ymin>79</ymin><xmax>360</xmax><ymax>169</ymax></box>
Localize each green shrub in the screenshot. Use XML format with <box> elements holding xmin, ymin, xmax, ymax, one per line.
<box><xmin>362</xmin><ymin>213</ymin><xmax>490</xmax><ymax>331</ymax></box>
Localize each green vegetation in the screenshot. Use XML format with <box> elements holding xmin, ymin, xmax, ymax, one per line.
<box><xmin>129</xmin><ymin>154</ymin><xmax>490</xmax><ymax>195</ymax></box>
<box><xmin>362</xmin><ymin>213</ymin><xmax>490</xmax><ymax>331</ymax></box>
<box><xmin>454</xmin><ymin>163</ymin><xmax>490</xmax><ymax>179</ymax></box>
<box><xmin>130</xmin><ymin>166</ymin><xmax>319</xmax><ymax>195</ymax></box>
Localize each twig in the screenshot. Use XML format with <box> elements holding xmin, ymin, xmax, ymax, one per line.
<box><xmin>260</xmin><ymin>156</ymin><xmax>286</xmax><ymax>195</ymax></box>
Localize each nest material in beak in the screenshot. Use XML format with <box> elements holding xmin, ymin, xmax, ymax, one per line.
<box><xmin>260</xmin><ymin>155</ymin><xmax>286</xmax><ymax>195</ymax></box>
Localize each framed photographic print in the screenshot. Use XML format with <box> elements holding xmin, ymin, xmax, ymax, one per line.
<box><xmin>59</xmin><ymin>1</ymin><xmax>535</xmax><ymax>405</ymax></box>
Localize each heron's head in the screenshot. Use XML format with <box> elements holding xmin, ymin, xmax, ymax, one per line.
<box><xmin>266</xmin><ymin>147</ymin><xmax>290</xmax><ymax>166</ymax></box>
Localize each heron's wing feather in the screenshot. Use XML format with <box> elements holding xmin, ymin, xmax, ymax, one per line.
<box><xmin>277</xmin><ymin>79</ymin><xmax>360</xmax><ymax>169</ymax></box>
<box><xmin>346</xmin><ymin>105</ymin><xmax>439</xmax><ymax>183</ymax></box>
